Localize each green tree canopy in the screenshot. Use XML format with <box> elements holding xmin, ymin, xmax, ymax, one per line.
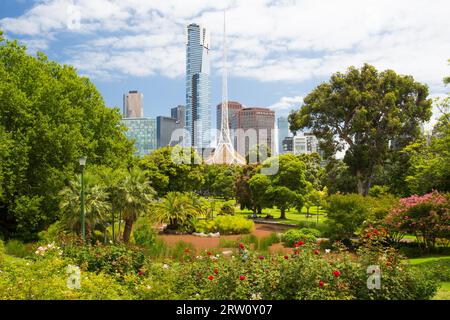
<box><xmin>0</xmin><ymin>34</ymin><xmax>133</xmax><ymax>239</ymax></box>
<box><xmin>289</xmin><ymin>64</ymin><xmax>432</xmax><ymax>195</ymax></box>
<box><xmin>139</xmin><ymin>146</ymin><xmax>204</xmax><ymax>197</ymax></box>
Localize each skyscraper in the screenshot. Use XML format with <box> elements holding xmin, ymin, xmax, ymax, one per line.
<box><xmin>231</xmin><ymin>107</ymin><xmax>275</xmax><ymax>156</ymax></box>
<box><xmin>277</xmin><ymin>116</ymin><xmax>291</xmax><ymax>154</ymax></box>
<box><xmin>123</xmin><ymin>91</ymin><xmax>144</xmax><ymax>118</ymax></box>
<box><xmin>171</xmin><ymin>105</ymin><xmax>186</xmax><ymax>127</ymax></box>
<box><xmin>216</xmin><ymin>101</ymin><xmax>243</xmax><ymax>131</ymax></box>
<box><xmin>185</xmin><ymin>23</ymin><xmax>211</xmax><ymax>149</ymax></box>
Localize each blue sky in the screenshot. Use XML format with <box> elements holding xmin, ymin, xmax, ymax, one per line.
<box><xmin>1</xmin><ymin>0</ymin><xmax>449</xmax><ymax>128</ymax></box>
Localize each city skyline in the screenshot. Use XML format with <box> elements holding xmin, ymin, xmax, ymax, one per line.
<box><xmin>1</xmin><ymin>0</ymin><xmax>448</xmax><ymax>131</ymax></box>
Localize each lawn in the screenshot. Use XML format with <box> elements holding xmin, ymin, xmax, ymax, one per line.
<box><xmin>408</xmin><ymin>255</ymin><xmax>450</xmax><ymax>300</ymax></box>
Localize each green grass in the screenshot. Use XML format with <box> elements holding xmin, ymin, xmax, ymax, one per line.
<box><xmin>407</xmin><ymin>255</ymin><xmax>450</xmax><ymax>300</ymax></box>
<box><xmin>433</xmin><ymin>282</ymin><xmax>450</xmax><ymax>300</ymax></box>
<box><xmin>408</xmin><ymin>255</ymin><xmax>450</xmax><ymax>265</ymax></box>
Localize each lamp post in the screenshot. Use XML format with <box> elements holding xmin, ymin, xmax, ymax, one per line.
<box><xmin>79</xmin><ymin>156</ymin><xmax>87</xmax><ymax>242</ymax></box>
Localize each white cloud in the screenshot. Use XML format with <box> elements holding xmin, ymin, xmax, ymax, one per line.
<box><xmin>270</xmin><ymin>95</ymin><xmax>303</xmax><ymax>116</ymax></box>
<box><xmin>1</xmin><ymin>0</ymin><xmax>449</xmax><ymax>96</ymax></box>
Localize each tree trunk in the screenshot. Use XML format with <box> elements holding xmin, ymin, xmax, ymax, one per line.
<box><xmin>122</xmin><ymin>218</ymin><xmax>133</xmax><ymax>243</ymax></box>
<box><xmin>280</xmin><ymin>208</ymin><xmax>286</xmax><ymax>220</ymax></box>
<box><xmin>356</xmin><ymin>170</ymin><xmax>371</xmax><ymax>196</ymax></box>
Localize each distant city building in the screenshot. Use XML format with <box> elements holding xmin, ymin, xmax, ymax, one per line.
<box><xmin>121</xmin><ymin>118</ymin><xmax>157</xmax><ymax>157</ymax></box>
<box><xmin>231</xmin><ymin>107</ymin><xmax>275</xmax><ymax>156</ymax></box>
<box><xmin>123</xmin><ymin>91</ymin><xmax>144</xmax><ymax>118</ymax></box>
<box><xmin>171</xmin><ymin>105</ymin><xmax>186</xmax><ymax>127</ymax></box>
<box><xmin>157</xmin><ymin>105</ymin><xmax>186</xmax><ymax>148</ymax></box>
<box><xmin>282</xmin><ymin>136</ymin><xmax>293</xmax><ymax>153</ymax></box>
<box><xmin>157</xmin><ymin>116</ymin><xmax>178</xmax><ymax>148</ymax></box>
<box><xmin>277</xmin><ymin>116</ymin><xmax>291</xmax><ymax>154</ymax></box>
<box><xmin>293</xmin><ymin>133</ymin><xmax>319</xmax><ymax>155</ymax></box>
<box><xmin>216</xmin><ymin>101</ymin><xmax>243</xmax><ymax>131</ymax></box>
<box><xmin>185</xmin><ymin>23</ymin><xmax>211</xmax><ymax>149</ymax></box>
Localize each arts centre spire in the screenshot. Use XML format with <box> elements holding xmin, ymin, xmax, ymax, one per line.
<box><xmin>205</xmin><ymin>11</ymin><xmax>246</xmax><ymax>165</ymax></box>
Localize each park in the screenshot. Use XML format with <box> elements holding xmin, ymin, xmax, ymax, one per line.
<box><xmin>0</xmin><ymin>29</ymin><xmax>449</xmax><ymax>300</ymax></box>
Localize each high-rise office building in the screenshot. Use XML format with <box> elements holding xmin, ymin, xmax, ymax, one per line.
<box><xmin>277</xmin><ymin>116</ymin><xmax>291</xmax><ymax>154</ymax></box>
<box><xmin>185</xmin><ymin>23</ymin><xmax>211</xmax><ymax>149</ymax></box>
<box><xmin>121</xmin><ymin>117</ymin><xmax>157</xmax><ymax>157</ymax></box>
<box><xmin>157</xmin><ymin>105</ymin><xmax>186</xmax><ymax>148</ymax></box>
<box><xmin>171</xmin><ymin>105</ymin><xmax>186</xmax><ymax>127</ymax></box>
<box><xmin>231</xmin><ymin>107</ymin><xmax>275</xmax><ymax>156</ymax></box>
<box><xmin>216</xmin><ymin>101</ymin><xmax>243</xmax><ymax>131</ymax></box>
<box><xmin>123</xmin><ymin>91</ymin><xmax>144</xmax><ymax>118</ymax></box>
<box><xmin>157</xmin><ymin>116</ymin><xmax>178</xmax><ymax>148</ymax></box>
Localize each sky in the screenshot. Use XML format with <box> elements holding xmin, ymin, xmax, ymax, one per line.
<box><xmin>0</xmin><ymin>0</ymin><xmax>449</xmax><ymax>129</ymax></box>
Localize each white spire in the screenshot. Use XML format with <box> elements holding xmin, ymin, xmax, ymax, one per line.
<box><xmin>205</xmin><ymin>10</ymin><xmax>245</xmax><ymax>165</ymax></box>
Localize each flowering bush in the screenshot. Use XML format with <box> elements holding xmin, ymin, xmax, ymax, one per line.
<box><xmin>34</xmin><ymin>242</ymin><xmax>63</xmax><ymax>258</ymax></box>
<box><xmin>384</xmin><ymin>191</ymin><xmax>450</xmax><ymax>250</ymax></box>
<box><xmin>281</xmin><ymin>228</ymin><xmax>320</xmax><ymax>247</ymax></box>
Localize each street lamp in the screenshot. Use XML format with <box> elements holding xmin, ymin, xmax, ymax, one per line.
<box><xmin>79</xmin><ymin>156</ymin><xmax>87</xmax><ymax>242</ymax></box>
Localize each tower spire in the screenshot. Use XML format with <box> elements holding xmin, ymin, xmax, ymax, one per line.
<box><xmin>205</xmin><ymin>10</ymin><xmax>245</xmax><ymax>165</ymax></box>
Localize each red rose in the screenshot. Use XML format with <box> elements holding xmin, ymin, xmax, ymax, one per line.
<box><xmin>294</xmin><ymin>249</ymin><xmax>300</xmax><ymax>255</ymax></box>
<box><xmin>297</xmin><ymin>240</ymin><xmax>304</xmax><ymax>246</ymax></box>
<box><xmin>184</xmin><ymin>248</ymin><xmax>190</xmax><ymax>253</ymax></box>
<box><xmin>214</xmin><ymin>268</ymin><xmax>219</xmax><ymax>275</ymax></box>
<box><xmin>258</xmin><ymin>255</ymin><xmax>265</xmax><ymax>260</ymax></box>
<box><xmin>284</xmin><ymin>255</ymin><xmax>289</xmax><ymax>260</ymax></box>
<box><xmin>208</xmin><ymin>275</ymin><xmax>214</xmax><ymax>281</ymax></box>
<box><xmin>319</xmin><ymin>280</ymin><xmax>325</xmax><ymax>288</ymax></box>
<box><xmin>294</xmin><ymin>243</ymin><xmax>299</xmax><ymax>248</ymax></box>
<box><xmin>313</xmin><ymin>249</ymin><xmax>320</xmax><ymax>255</ymax></box>
<box><xmin>239</xmin><ymin>243</ymin><xmax>245</xmax><ymax>249</ymax></box>
<box><xmin>333</xmin><ymin>270</ymin><xmax>341</xmax><ymax>278</ymax></box>
<box><xmin>239</xmin><ymin>275</ymin><xmax>246</xmax><ymax>281</ymax></box>
<box><xmin>138</xmin><ymin>270</ymin><xmax>144</xmax><ymax>276</ymax></box>
<box><xmin>207</xmin><ymin>251</ymin><xmax>212</xmax><ymax>256</ymax></box>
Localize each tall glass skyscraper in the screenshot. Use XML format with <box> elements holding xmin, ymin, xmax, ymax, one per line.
<box><xmin>185</xmin><ymin>23</ymin><xmax>211</xmax><ymax>148</ymax></box>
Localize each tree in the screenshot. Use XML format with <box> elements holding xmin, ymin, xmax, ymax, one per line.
<box><xmin>248</xmin><ymin>173</ymin><xmax>271</xmax><ymax>215</ymax></box>
<box><xmin>267</xmin><ymin>186</ymin><xmax>299</xmax><ymax>219</ymax></box>
<box><xmin>200</xmin><ymin>164</ymin><xmax>241</xmax><ymax>200</ymax></box>
<box><xmin>154</xmin><ymin>192</ymin><xmax>199</xmax><ymax>230</ymax></box>
<box><xmin>289</xmin><ymin>64</ymin><xmax>432</xmax><ymax>195</ymax></box>
<box><xmin>140</xmin><ymin>146</ymin><xmax>204</xmax><ymax>197</ymax></box>
<box><xmin>235</xmin><ymin>164</ymin><xmax>259</xmax><ymax>211</ymax></box>
<box><xmin>322</xmin><ymin>158</ymin><xmax>357</xmax><ymax>194</ymax></box>
<box><xmin>0</xmin><ymin>34</ymin><xmax>133</xmax><ymax>239</ymax></box>
<box><xmin>264</xmin><ymin>154</ymin><xmax>308</xmax><ymax>219</ymax></box>
<box><xmin>297</xmin><ymin>153</ymin><xmax>324</xmax><ymax>190</ymax></box>
<box><xmin>59</xmin><ymin>171</ymin><xmax>111</xmax><ymax>241</ymax></box>
<box><xmin>120</xmin><ymin>167</ymin><xmax>155</xmax><ymax>243</ymax></box>
<box><xmin>404</xmin><ymin>71</ymin><xmax>450</xmax><ymax>194</ymax></box>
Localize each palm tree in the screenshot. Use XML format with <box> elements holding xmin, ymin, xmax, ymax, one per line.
<box><xmin>154</xmin><ymin>192</ymin><xmax>200</xmax><ymax>230</ymax></box>
<box><xmin>120</xmin><ymin>167</ymin><xmax>155</xmax><ymax>243</ymax></box>
<box><xmin>59</xmin><ymin>172</ymin><xmax>111</xmax><ymax>240</ymax></box>
<box><xmin>97</xmin><ymin>167</ymin><xmax>127</xmax><ymax>243</ymax></box>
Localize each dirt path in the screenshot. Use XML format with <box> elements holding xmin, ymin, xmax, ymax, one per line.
<box><xmin>157</xmin><ymin>223</ymin><xmax>294</xmax><ymax>252</ymax></box>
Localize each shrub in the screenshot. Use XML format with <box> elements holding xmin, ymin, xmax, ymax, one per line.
<box><xmin>132</xmin><ymin>219</ymin><xmax>156</xmax><ymax>248</ymax></box>
<box><xmin>368</xmin><ymin>185</ymin><xmax>390</xmax><ymax>197</ymax></box>
<box><xmin>384</xmin><ymin>191</ymin><xmax>450</xmax><ymax>250</ymax></box>
<box><xmin>282</xmin><ymin>228</ymin><xmax>320</xmax><ymax>247</ymax></box>
<box><xmin>37</xmin><ymin>221</ymin><xmax>65</xmax><ymax>243</ymax></box>
<box><xmin>219</xmin><ymin>201</ymin><xmax>235</xmax><ymax>215</ymax></box>
<box><xmin>324</xmin><ymin>194</ymin><xmax>370</xmax><ymax>241</ymax></box>
<box><xmin>62</xmin><ymin>244</ymin><xmax>145</xmax><ymax>277</ymax></box>
<box><xmin>4</xmin><ymin>240</ymin><xmax>30</xmax><ymax>258</ymax></box>
<box><xmin>194</xmin><ymin>216</ymin><xmax>254</xmax><ymax>235</ymax></box>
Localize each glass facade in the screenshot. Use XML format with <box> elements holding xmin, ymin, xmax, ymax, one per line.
<box><xmin>121</xmin><ymin>117</ymin><xmax>157</xmax><ymax>157</ymax></box>
<box><xmin>186</xmin><ymin>23</ymin><xmax>211</xmax><ymax>148</ymax></box>
<box><xmin>277</xmin><ymin>116</ymin><xmax>291</xmax><ymax>154</ymax></box>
